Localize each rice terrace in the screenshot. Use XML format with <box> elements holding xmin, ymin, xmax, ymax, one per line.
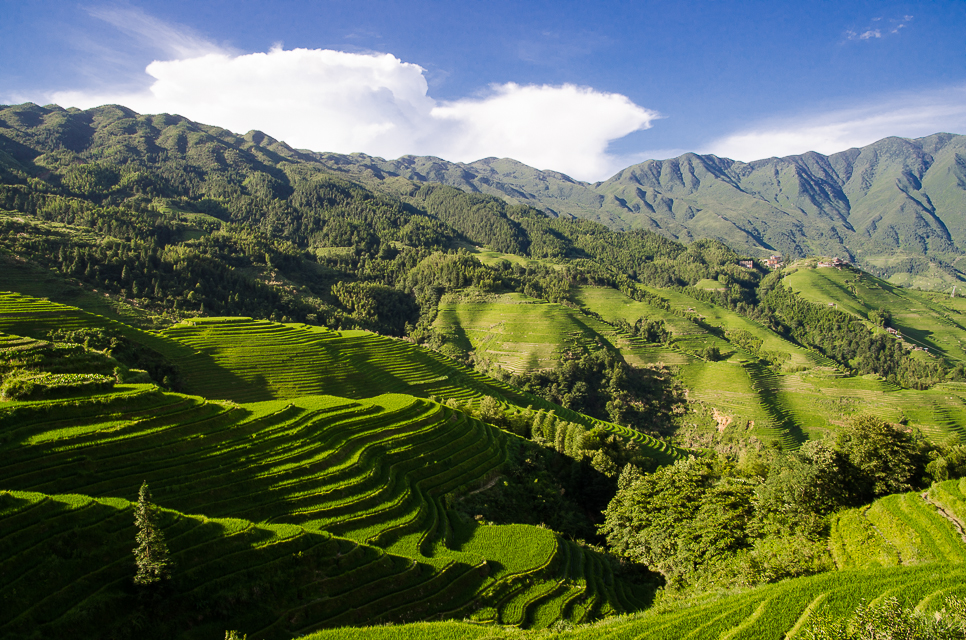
<box><xmin>5</xmin><ymin>3</ymin><xmax>966</xmax><ymax>638</ymax></box>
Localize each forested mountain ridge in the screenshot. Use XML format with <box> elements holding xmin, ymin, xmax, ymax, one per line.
<box><xmin>309</xmin><ymin>134</ymin><xmax>966</xmax><ymax>288</ymax></box>
<box><xmin>4</xmin><ymin>102</ymin><xmax>965</xmax><ymax>288</ymax></box>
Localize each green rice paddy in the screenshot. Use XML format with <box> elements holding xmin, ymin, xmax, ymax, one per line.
<box><xmin>0</xmin><ymin>291</ymin><xmax>662</xmax><ymax>636</ymax></box>
<box><xmin>4</xmin><ymin>274</ymin><xmax>966</xmax><ymax>637</ymax></box>
<box><xmin>0</xmin><ymin>387</ymin><xmax>649</xmax><ymax>636</ymax></box>
<box><xmin>433</xmin><ymin>291</ymin><xmax>617</xmax><ymax>373</ymax></box>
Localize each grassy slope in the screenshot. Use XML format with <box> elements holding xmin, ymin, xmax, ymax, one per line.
<box><xmin>429</xmin><ymin>280</ymin><xmax>966</xmax><ymax>448</ymax></box>
<box><xmin>0</xmin><ymin>293</ymin><xmax>662</xmax><ymax>635</ymax></box>
<box><xmin>783</xmin><ymin>262</ymin><xmax>966</xmax><ymax>364</ymax></box>
<box><xmin>0</xmin><ymin>291</ymin><xmax>678</xmax><ymax>462</ymax></box>
<box><xmin>576</xmin><ymin>283</ymin><xmax>966</xmax><ymax>444</ymax></box>
<box><xmin>433</xmin><ymin>291</ymin><xmax>618</xmax><ymax>374</ymax></box>
<box><xmin>782</xmin><ymin>264</ymin><xmax>966</xmax><ymax>442</ymax></box>
<box><xmin>830</xmin><ymin>477</ymin><xmax>966</xmax><ymax>569</ymax></box>
<box><xmin>0</xmin><ymin>385</ymin><xmax>648</xmax><ymax>636</ymax></box>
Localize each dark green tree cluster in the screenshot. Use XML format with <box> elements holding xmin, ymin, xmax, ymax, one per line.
<box><xmin>330</xmin><ymin>280</ymin><xmax>419</xmax><ymax>335</ymax></box>
<box><xmin>505</xmin><ymin>348</ymin><xmax>685</xmax><ymax>436</ymax></box>
<box><xmin>46</xmin><ymin>327</ymin><xmax>182</xmax><ymax>389</ymax></box>
<box><xmin>615</xmin><ymin>316</ymin><xmax>671</xmax><ymax>344</ymax></box>
<box><xmin>600</xmin><ymin>415</ymin><xmax>940</xmax><ymax>590</ymax></box>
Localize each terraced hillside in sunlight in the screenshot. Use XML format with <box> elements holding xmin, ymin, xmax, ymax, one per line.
<box><xmin>831</xmin><ymin>477</ymin><xmax>966</xmax><ymax>569</ymax></box>
<box><xmin>303</xmin><ymin>562</ymin><xmax>966</xmax><ymax>640</ymax></box>
<box><xmin>159</xmin><ymin>317</ymin><xmax>678</xmax><ymax>461</ymax></box>
<box><xmin>784</xmin><ymin>262</ymin><xmax>966</xmax><ymax>365</ymax></box>
<box><xmin>572</xmin><ymin>283</ymin><xmax>966</xmax><ymax>445</ymax></box>
<box><xmin>0</xmin><ymin>387</ymin><xmax>652</xmax><ymax>637</ymax></box>
<box><xmin>432</xmin><ymin>291</ymin><xmax>618</xmax><ymax>373</ymax></box>
<box><xmin>0</xmin><ymin>293</ymin><xmax>679</xmax><ymax>463</ymax></box>
<box><xmin>161</xmin><ymin>317</ymin><xmax>502</xmax><ymax>403</ymax></box>
<box><xmin>303</xmin><ymin>477</ymin><xmax>966</xmax><ymax>639</ymax></box>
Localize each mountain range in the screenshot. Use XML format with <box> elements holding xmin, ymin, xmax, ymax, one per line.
<box><xmin>2</xmin><ymin>102</ymin><xmax>965</xmax><ymax>286</ymax></box>
<box><xmin>310</xmin><ymin>134</ymin><xmax>966</xmax><ymax>287</ymax></box>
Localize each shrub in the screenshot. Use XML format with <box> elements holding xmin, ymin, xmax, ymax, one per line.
<box><xmin>1</xmin><ymin>377</ymin><xmax>37</xmax><ymax>401</ymax></box>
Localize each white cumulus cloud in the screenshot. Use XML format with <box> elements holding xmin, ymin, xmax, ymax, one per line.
<box><xmin>49</xmin><ymin>46</ymin><xmax>657</xmax><ymax>181</ymax></box>
<box><xmin>433</xmin><ymin>83</ymin><xmax>656</xmax><ymax>180</ymax></box>
<box><xmin>704</xmin><ymin>86</ymin><xmax>966</xmax><ymax>161</ymax></box>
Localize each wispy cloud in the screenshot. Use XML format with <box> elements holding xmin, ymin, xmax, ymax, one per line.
<box><xmin>83</xmin><ymin>4</ymin><xmax>229</xmax><ymax>58</ymax></box>
<box><xmin>516</xmin><ymin>29</ymin><xmax>610</xmax><ymax>66</ymax></box>
<box><xmin>845</xmin><ymin>14</ymin><xmax>913</xmax><ymax>41</ymax></box>
<box><xmin>704</xmin><ymin>85</ymin><xmax>966</xmax><ymax>161</ymax></box>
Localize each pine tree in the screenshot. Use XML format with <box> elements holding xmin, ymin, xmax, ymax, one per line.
<box><xmin>133</xmin><ymin>481</ymin><xmax>172</xmax><ymax>585</ymax></box>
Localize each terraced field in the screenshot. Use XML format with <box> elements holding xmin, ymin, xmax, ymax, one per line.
<box><xmin>771</xmin><ymin>370</ymin><xmax>966</xmax><ymax>442</ymax></box>
<box><xmin>303</xmin><ymin>562</ymin><xmax>966</xmax><ymax>639</ymax></box>
<box><xmin>630</xmin><ymin>284</ymin><xmax>834</xmax><ymax>370</ymax></box>
<box><xmin>0</xmin><ymin>243</ymin><xmax>155</xmax><ymax>327</ymax></box>
<box><xmin>432</xmin><ymin>291</ymin><xmax>617</xmax><ymax>373</ymax></box>
<box><xmin>572</xmin><ymin>285</ymin><xmax>966</xmax><ymax>445</ymax></box>
<box><xmin>429</xmin><ymin>287</ymin><xmax>814</xmax><ymax>447</ymax></box>
<box><xmin>161</xmin><ymin>318</ymin><xmax>498</xmax><ymax>404</ymax></box>
<box><xmin>784</xmin><ymin>263</ymin><xmax>966</xmax><ymax>365</ymax></box>
<box><xmin>0</xmin><ymin>385</ymin><xmax>651</xmax><ymax>636</ymax></box>
<box><xmin>571</xmin><ymin>286</ymin><xmax>704</xmax><ymax>340</ymax></box>
<box><xmin>161</xmin><ymin>318</ymin><xmax>678</xmax><ymax>460</ymax></box>
<box><xmin>831</xmin><ymin>477</ymin><xmax>966</xmax><ymax>569</ymax></box>
<box><xmin>0</xmin><ymin>293</ymin><xmax>678</xmax><ymax>463</ymax></box>
<box><xmin>0</xmin><ymin>291</ymin><xmax>194</xmax><ymax>361</ymax></box>
<box><xmin>0</xmin><ymin>489</ymin><xmax>484</xmax><ymax>639</ymax></box>
<box><xmin>0</xmin><ymin>291</ymin><xmax>121</xmax><ymax>335</ymax></box>
<box><xmin>6</xmin><ymin>287</ymin><xmax>966</xmax><ymax>637</ymax></box>
<box><xmin>573</xmin><ymin>285</ymin><xmax>840</xmax><ymax>447</ymax></box>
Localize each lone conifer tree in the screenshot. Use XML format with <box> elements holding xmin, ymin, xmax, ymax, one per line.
<box><xmin>133</xmin><ymin>481</ymin><xmax>172</xmax><ymax>585</ymax></box>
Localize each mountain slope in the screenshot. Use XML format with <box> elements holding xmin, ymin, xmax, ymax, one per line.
<box><xmin>310</xmin><ymin>134</ymin><xmax>966</xmax><ymax>286</ymax></box>
<box><xmin>4</xmin><ymin>102</ymin><xmax>965</xmax><ymax>285</ymax></box>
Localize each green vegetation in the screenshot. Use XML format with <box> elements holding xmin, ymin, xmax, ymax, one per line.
<box><xmin>133</xmin><ymin>481</ymin><xmax>173</xmax><ymax>586</ymax></box>
<box><xmin>0</xmin><ymin>354</ymin><xmax>652</xmax><ymax>636</ymax></box>
<box><xmin>831</xmin><ymin>477</ymin><xmax>966</xmax><ymax>569</ymax></box>
<box><xmin>4</xmin><ymin>103</ymin><xmax>966</xmax><ymax>638</ymax></box>
<box><xmin>802</xmin><ymin>595</ymin><xmax>966</xmax><ymax>640</ymax></box>
<box><xmin>601</xmin><ymin>415</ymin><xmax>954</xmax><ymax>591</ymax></box>
<box><xmin>784</xmin><ymin>261</ymin><xmax>966</xmax><ymax>367</ymax></box>
<box><xmin>320</xmin><ymin>135</ymin><xmax>966</xmax><ymax>288</ymax></box>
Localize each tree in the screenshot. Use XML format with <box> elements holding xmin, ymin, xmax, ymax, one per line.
<box><xmin>836</xmin><ymin>415</ymin><xmax>929</xmax><ymax>499</ymax></box>
<box><xmin>752</xmin><ymin>439</ymin><xmax>858</xmax><ymax>538</ymax></box>
<box><xmin>599</xmin><ymin>456</ymin><xmax>755</xmax><ymax>587</ymax></box>
<box><xmin>133</xmin><ymin>481</ymin><xmax>172</xmax><ymax>585</ymax></box>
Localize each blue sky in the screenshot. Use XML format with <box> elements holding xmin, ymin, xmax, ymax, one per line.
<box><xmin>2</xmin><ymin>1</ymin><xmax>965</xmax><ymax>181</ymax></box>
